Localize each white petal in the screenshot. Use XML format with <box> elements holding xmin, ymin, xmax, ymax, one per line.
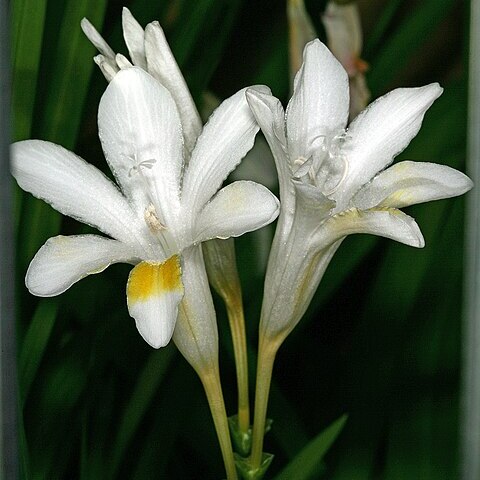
<box><xmin>115</xmin><ymin>53</ymin><xmax>133</xmax><ymax>69</ymax></box>
<box><xmin>94</xmin><ymin>54</ymin><xmax>117</xmax><ymax>82</ymax></box>
<box><xmin>127</xmin><ymin>256</ymin><xmax>184</xmax><ymax>348</ymax></box>
<box><xmin>337</xmin><ymin>83</ymin><xmax>443</xmax><ymax>206</ymax></box>
<box><xmin>286</xmin><ymin>39</ymin><xmax>349</xmax><ymax>161</ymax></box>
<box><xmin>26</xmin><ymin>235</ymin><xmax>136</xmax><ymax>297</ymax></box>
<box><xmin>246</xmin><ymin>88</ymin><xmax>297</xmax><ymax>242</ymax></box>
<box><xmin>81</xmin><ymin>18</ymin><xmax>116</xmax><ymax>60</ymax></box>
<box><xmin>11</xmin><ymin>140</ymin><xmax>145</xmax><ymax>246</ymax></box>
<box><xmin>246</xmin><ymin>88</ymin><xmax>292</xmax><ymax>197</ymax></box>
<box><xmin>122</xmin><ymin>7</ymin><xmax>147</xmax><ymax>70</ymax></box>
<box><xmin>314</xmin><ymin>207</ymin><xmax>425</xmax><ymax>250</ymax></box>
<box><xmin>172</xmin><ymin>246</ymin><xmax>218</xmax><ymax>370</ymax></box>
<box><xmin>145</xmin><ymin>21</ymin><xmax>202</xmax><ymax>156</ymax></box>
<box><xmin>352</xmin><ymin>161</ymin><xmax>473</xmax><ymax>210</ymax></box>
<box><xmin>193</xmin><ymin>181</ymin><xmax>280</xmax><ymax>243</ymax></box>
<box><xmin>182</xmin><ymin>86</ymin><xmax>267</xmax><ymax>216</ymax></box>
<box><xmin>98</xmin><ymin>67</ymin><xmax>183</xmax><ymax>229</ymax></box>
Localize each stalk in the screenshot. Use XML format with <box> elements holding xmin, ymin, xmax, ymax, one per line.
<box><xmin>249</xmin><ymin>336</ymin><xmax>280</xmax><ymax>469</ymax></box>
<box><xmin>226</xmin><ymin>297</ymin><xmax>250</xmax><ymax>434</ymax></box>
<box><xmin>200</xmin><ymin>368</ymin><xmax>238</xmax><ymax>480</ymax></box>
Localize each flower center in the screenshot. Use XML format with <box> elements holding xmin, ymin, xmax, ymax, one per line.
<box><xmin>293</xmin><ymin>129</ymin><xmax>349</xmax><ymax>196</ymax></box>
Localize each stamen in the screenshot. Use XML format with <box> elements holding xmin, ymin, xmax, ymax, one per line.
<box><xmin>144</xmin><ymin>203</ymin><xmax>166</xmax><ymax>232</ymax></box>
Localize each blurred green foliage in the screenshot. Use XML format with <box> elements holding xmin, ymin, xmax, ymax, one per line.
<box><xmin>12</xmin><ymin>0</ymin><xmax>469</xmax><ymax>478</ymax></box>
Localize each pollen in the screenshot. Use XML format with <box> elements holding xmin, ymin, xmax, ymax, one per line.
<box><xmin>127</xmin><ymin>255</ymin><xmax>183</xmax><ymax>302</ymax></box>
<box><xmin>144</xmin><ymin>203</ymin><xmax>166</xmax><ymax>232</ymax></box>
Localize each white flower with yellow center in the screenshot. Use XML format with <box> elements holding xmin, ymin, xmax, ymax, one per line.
<box><xmin>246</xmin><ymin>39</ymin><xmax>472</xmax><ymax>340</ymax></box>
<box><xmin>12</xmin><ymin>67</ymin><xmax>279</xmax><ymax>348</ymax></box>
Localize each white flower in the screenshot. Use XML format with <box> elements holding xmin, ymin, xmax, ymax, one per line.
<box><xmin>81</xmin><ymin>7</ymin><xmax>202</xmax><ymax>156</ymax></box>
<box><xmin>246</xmin><ymin>39</ymin><xmax>472</xmax><ymax>340</ymax></box>
<box><xmin>12</xmin><ymin>67</ymin><xmax>279</xmax><ymax>349</ymax></box>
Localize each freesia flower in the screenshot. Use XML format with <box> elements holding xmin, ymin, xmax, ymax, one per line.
<box><xmin>82</xmin><ymin>7</ymin><xmax>202</xmax><ymax>156</ymax></box>
<box><xmin>246</xmin><ymin>39</ymin><xmax>472</xmax><ymax>340</ymax></box>
<box><xmin>12</xmin><ymin>67</ymin><xmax>279</xmax><ymax>349</ymax></box>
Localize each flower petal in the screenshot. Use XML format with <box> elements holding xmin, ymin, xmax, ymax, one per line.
<box><xmin>26</xmin><ymin>235</ymin><xmax>137</xmax><ymax>297</ymax></box>
<box><xmin>193</xmin><ymin>181</ymin><xmax>280</xmax><ymax>243</ymax></box>
<box><xmin>313</xmin><ymin>207</ymin><xmax>425</xmax><ymax>250</ymax></box>
<box><xmin>122</xmin><ymin>7</ymin><xmax>147</xmax><ymax>70</ymax></box>
<box><xmin>81</xmin><ymin>18</ymin><xmax>116</xmax><ymax>61</ymax></box>
<box><xmin>144</xmin><ymin>21</ymin><xmax>202</xmax><ymax>156</ymax></box>
<box><xmin>351</xmin><ymin>161</ymin><xmax>473</xmax><ymax>210</ymax></box>
<box><xmin>127</xmin><ymin>256</ymin><xmax>184</xmax><ymax>348</ymax></box>
<box><xmin>182</xmin><ymin>86</ymin><xmax>267</xmax><ymax>217</ymax></box>
<box><xmin>172</xmin><ymin>246</ymin><xmax>218</xmax><ymax>371</ymax></box>
<box><xmin>11</xmin><ymin>140</ymin><xmax>145</xmax><ymax>246</ymax></box>
<box><xmin>337</xmin><ymin>83</ymin><xmax>443</xmax><ymax>207</ymax></box>
<box><xmin>94</xmin><ymin>54</ymin><xmax>117</xmax><ymax>82</ymax></box>
<box><xmin>98</xmin><ymin>67</ymin><xmax>183</xmax><ymax>229</ymax></box>
<box><xmin>246</xmin><ymin>88</ymin><xmax>294</xmax><ymax>207</ymax></box>
<box><xmin>286</xmin><ymin>39</ymin><xmax>349</xmax><ymax>161</ymax></box>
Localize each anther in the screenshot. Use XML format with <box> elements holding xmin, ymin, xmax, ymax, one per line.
<box><xmin>144</xmin><ymin>203</ymin><xmax>166</xmax><ymax>232</ymax></box>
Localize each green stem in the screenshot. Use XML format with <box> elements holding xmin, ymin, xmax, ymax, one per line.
<box><xmin>227</xmin><ymin>298</ymin><xmax>250</xmax><ymax>434</ymax></box>
<box><xmin>250</xmin><ymin>336</ymin><xmax>280</xmax><ymax>469</ymax></box>
<box><xmin>200</xmin><ymin>368</ymin><xmax>238</xmax><ymax>480</ymax></box>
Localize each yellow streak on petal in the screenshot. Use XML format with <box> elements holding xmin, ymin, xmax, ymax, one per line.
<box><xmin>127</xmin><ymin>255</ymin><xmax>183</xmax><ymax>303</ymax></box>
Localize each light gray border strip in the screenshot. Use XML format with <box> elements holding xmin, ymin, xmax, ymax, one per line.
<box><xmin>0</xmin><ymin>0</ymin><xmax>19</xmax><ymax>478</ymax></box>
<box><xmin>462</xmin><ymin>0</ymin><xmax>480</xmax><ymax>478</ymax></box>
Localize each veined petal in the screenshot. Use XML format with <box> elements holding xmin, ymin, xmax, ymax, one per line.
<box><xmin>122</xmin><ymin>8</ymin><xmax>147</xmax><ymax>70</ymax></box>
<box><xmin>145</xmin><ymin>21</ymin><xmax>202</xmax><ymax>156</ymax></box>
<box><xmin>26</xmin><ymin>235</ymin><xmax>137</xmax><ymax>297</ymax></box>
<box><xmin>313</xmin><ymin>207</ymin><xmax>425</xmax><ymax>250</ymax></box>
<box><xmin>352</xmin><ymin>161</ymin><xmax>473</xmax><ymax>210</ymax></box>
<box><xmin>246</xmin><ymin>88</ymin><xmax>294</xmax><ymax>212</ymax></box>
<box><xmin>182</xmin><ymin>86</ymin><xmax>267</xmax><ymax>217</ymax></box>
<box><xmin>286</xmin><ymin>39</ymin><xmax>349</xmax><ymax>161</ymax></box>
<box><xmin>81</xmin><ymin>18</ymin><xmax>116</xmax><ymax>61</ymax></box>
<box><xmin>193</xmin><ymin>181</ymin><xmax>280</xmax><ymax>243</ymax></box>
<box><xmin>173</xmin><ymin>246</ymin><xmax>218</xmax><ymax>372</ymax></box>
<box><xmin>337</xmin><ymin>83</ymin><xmax>443</xmax><ymax>207</ymax></box>
<box><xmin>11</xmin><ymin>140</ymin><xmax>145</xmax><ymax>246</ymax></box>
<box><xmin>94</xmin><ymin>54</ymin><xmax>117</xmax><ymax>82</ymax></box>
<box><xmin>98</xmin><ymin>67</ymin><xmax>183</xmax><ymax>229</ymax></box>
<box><xmin>127</xmin><ymin>256</ymin><xmax>184</xmax><ymax>348</ymax></box>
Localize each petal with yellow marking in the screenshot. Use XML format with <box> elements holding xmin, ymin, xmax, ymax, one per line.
<box><xmin>127</xmin><ymin>255</ymin><xmax>184</xmax><ymax>348</ymax></box>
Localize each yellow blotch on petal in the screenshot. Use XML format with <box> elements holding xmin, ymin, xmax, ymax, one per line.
<box><xmin>127</xmin><ymin>255</ymin><xmax>183</xmax><ymax>303</ymax></box>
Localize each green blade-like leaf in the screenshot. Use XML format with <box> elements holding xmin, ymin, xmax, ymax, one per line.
<box><xmin>368</xmin><ymin>0</ymin><xmax>457</xmax><ymax>93</ymax></box>
<box><xmin>19</xmin><ymin>299</ymin><xmax>58</xmax><ymax>403</ymax></box>
<box><xmin>274</xmin><ymin>415</ymin><xmax>348</xmax><ymax>480</ymax></box>
<box><xmin>109</xmin><ymin>346</ymin><xmax>176</xmax><ymax>478</ymax></box>
<box><xmin>11</xmin><ymin>0</ymin><xmax>47</xmax><ymax>141</ymax></box>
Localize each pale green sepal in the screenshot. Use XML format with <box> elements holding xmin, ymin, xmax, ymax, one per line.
<box><xmin>235</xmin><ymin>452</ymin><xmax>274</xmax><ymax>480</ymax></box>
<box><xmin>273</xmin><ymin>414</ymin><xmax>348</xmax><ymax>480</ymax></box>
<box><xmin>228</xmin><ymin>414</ymin><xmax>252</xmax><ymax>457</ymax></box>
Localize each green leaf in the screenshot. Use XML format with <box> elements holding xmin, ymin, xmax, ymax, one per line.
<box><xmin>11</xmin><ymin>0</ymin><xmax>47</xmax><ymax>140</ymax></box>
<box><xmin>274</xmin><ymin>415</ymin><xmax>348</xmax><ymax>480</ymax></box>
<box><xmin>368</xmin><ymin>0</ymin><xmax>457</xmax><ymax>93</ymax></box>
<box><xmin>19</xmin><ymin>299</ymin><xmax>58</xmax><ymax>403</ymax></box>
<box><xmin>109</xmin><ymin>346</ymin><xmax>176</xmax><ymax>478</ymax></box>
<box><xmin>37</xmin><ymin>0</ymin><xmax>108</xmax><ymax>146</ymax></box>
